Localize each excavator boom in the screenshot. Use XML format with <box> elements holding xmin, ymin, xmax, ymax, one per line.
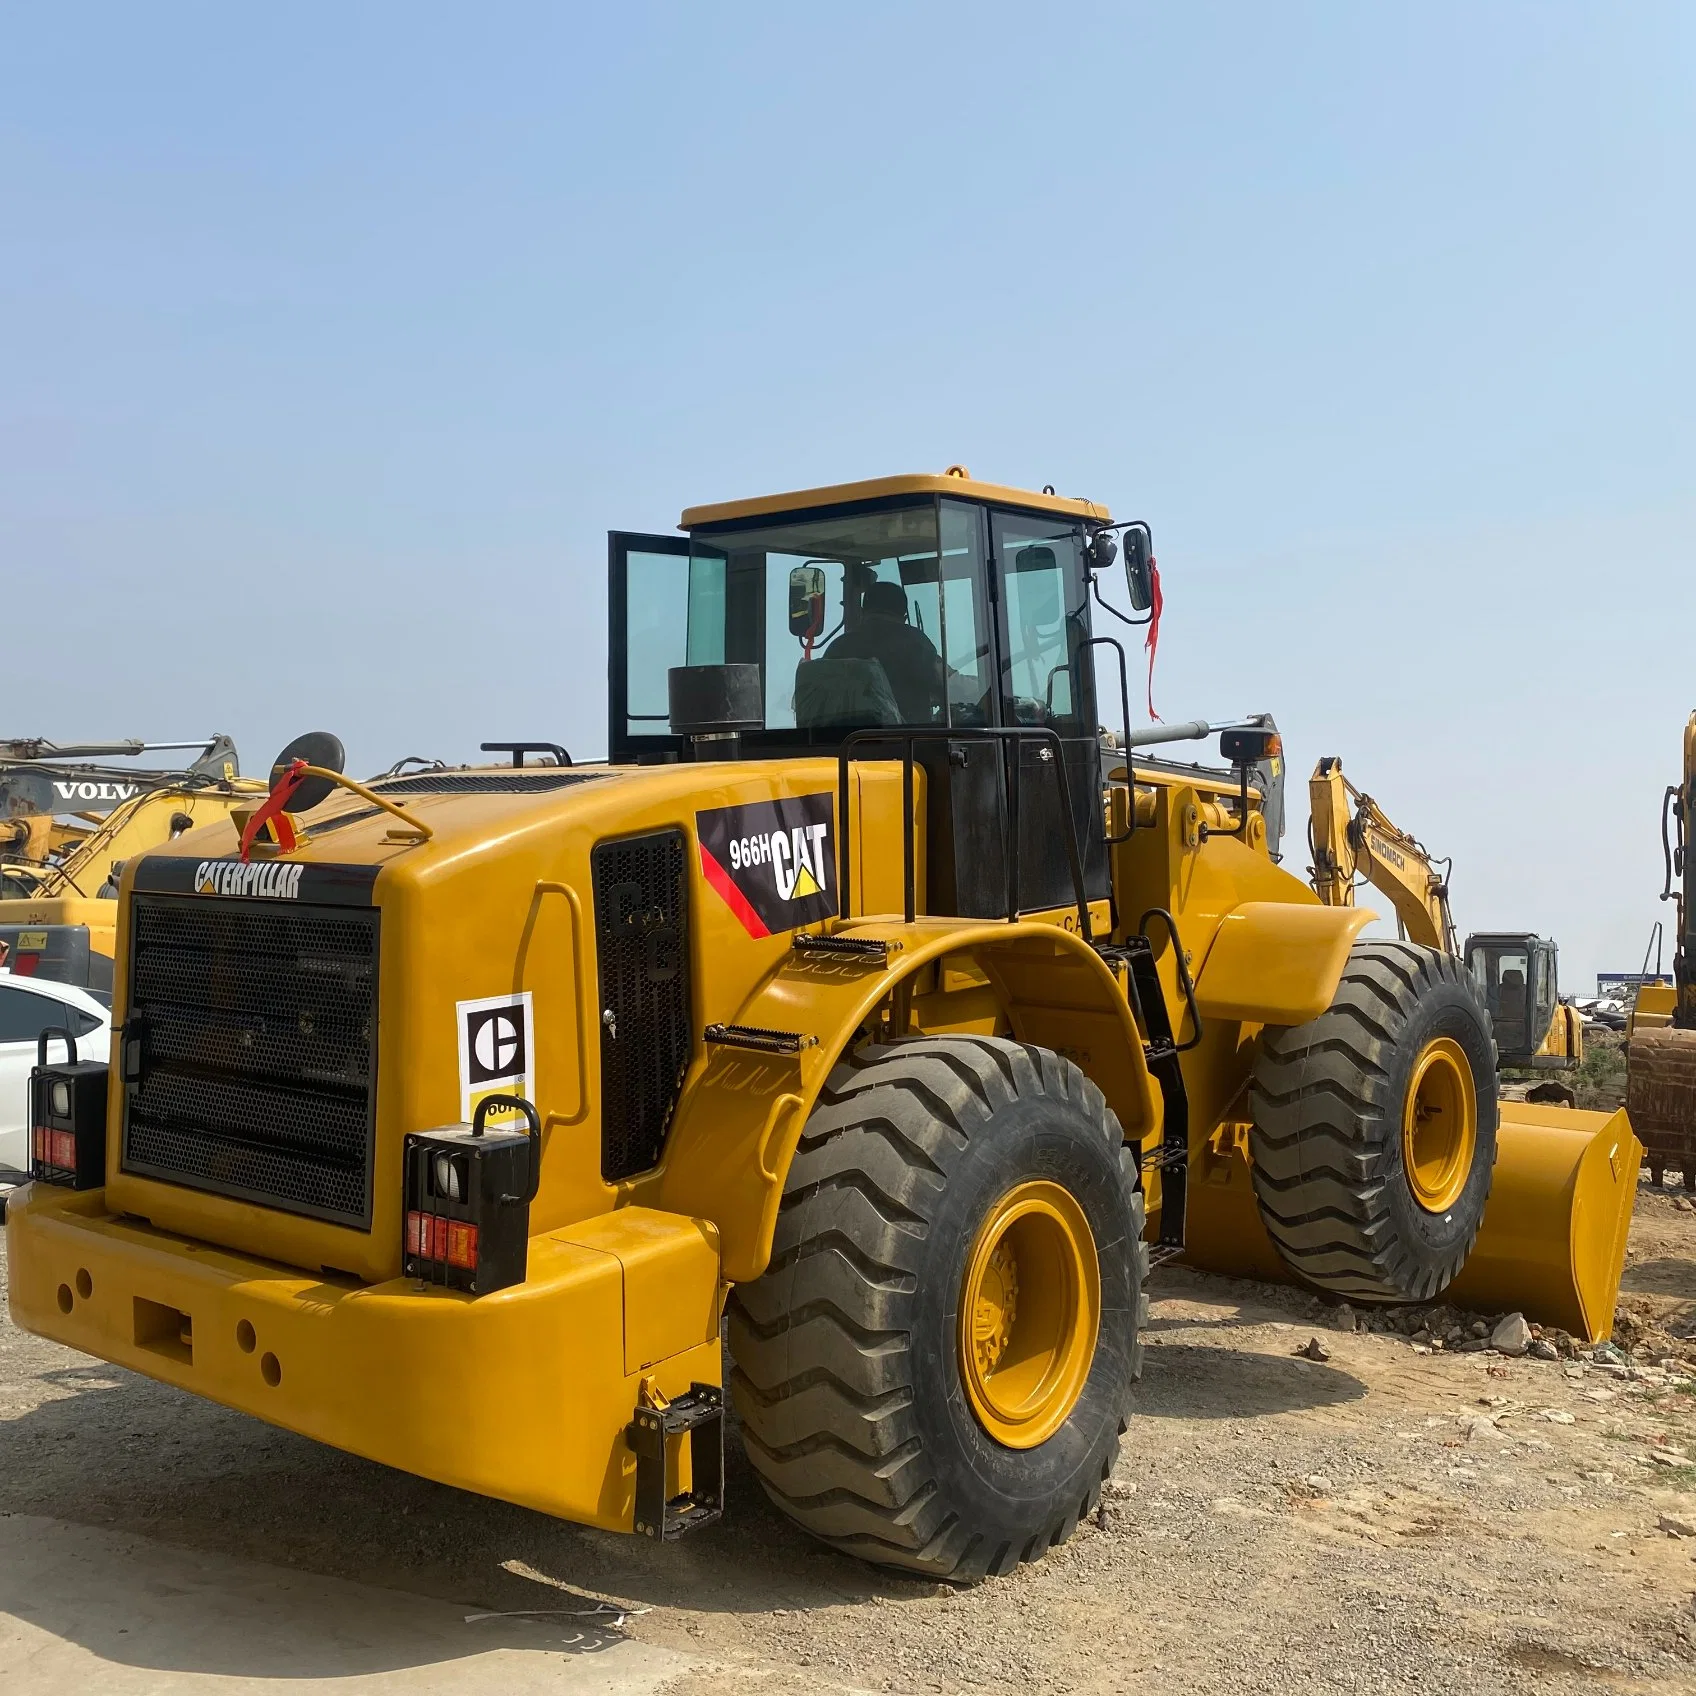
<box><xmin>1308</xmin><ymin>756</ymin><xmax>1455</xmax><ymax>953</ymax></box>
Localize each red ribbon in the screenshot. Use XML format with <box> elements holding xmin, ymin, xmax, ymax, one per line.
<box><xmin>239</xmin><ymin>759</ymin><xmax>308</xmax><ymax>861</ymax></box>
<box><xmin>1143</xmin><ymin>556</ymin><xmax>1164</xmax><ymax>721</ymax></box>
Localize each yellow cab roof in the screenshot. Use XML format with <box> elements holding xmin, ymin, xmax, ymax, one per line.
<box><xmin>680</xmin><ymin>468</ymin><xmax>1111</xmax><ymax>530</ymax></box>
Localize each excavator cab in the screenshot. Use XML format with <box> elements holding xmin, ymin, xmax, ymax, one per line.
<box><xmin>1465</xmin><ymin>931</ymin><xmax>1561</xmax><ymax>1067</ymax></box>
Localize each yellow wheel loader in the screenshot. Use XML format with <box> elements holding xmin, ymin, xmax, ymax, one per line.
<box><xmin>6</xmin><ymin>471</ymin><xmax>1639</xmax><ymax>1581</ymax></box>
<box><xmin>1628</xmin><ymin>711</ymin><xmax>1696</xmax><ymax>1186</ymax></box>
<box><xmin>0</xmin><ymin>737</ymin><xmax>261</xmax><ymax>998</ymax></box>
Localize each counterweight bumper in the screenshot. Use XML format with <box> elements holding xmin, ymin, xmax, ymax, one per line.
<box><xmin>6</xmin><ymin>1185</ymin><xmax>722</xmax><ymax>1533</ymax></box>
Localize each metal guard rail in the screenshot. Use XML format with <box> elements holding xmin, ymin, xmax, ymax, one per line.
<box><xmin>834</xmin><ymin>726</ymin><xmax>1093</xmax><ymax>942</ymax></box>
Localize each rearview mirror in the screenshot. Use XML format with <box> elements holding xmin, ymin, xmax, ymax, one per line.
<box><xmin>1123</xmin><ymin>523</ymin><xmax>1154</xmax><ymax>613</ymax></box>
<box><xmin>788</xmin><ymin>564</ymin><xmax>826</xmax><ymax>638</ymax></box>
<box><xmin>268</xmin><ymin>731</ymin><xmax>345</xmax><ymax>812</ymax></box>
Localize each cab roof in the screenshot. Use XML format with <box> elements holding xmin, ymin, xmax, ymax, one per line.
<box><xmin>680</xmin><ymin>469</ymin><xmax>1111</xmax><ymax>530</ymax></box>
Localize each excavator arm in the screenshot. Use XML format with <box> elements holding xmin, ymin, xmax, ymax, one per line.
<box><xmin>1308</xmin><ymin>756</ymin><xmax>1456</xmax><ymax>955</ymax></box>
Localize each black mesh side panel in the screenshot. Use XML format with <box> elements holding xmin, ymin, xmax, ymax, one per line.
<box><xmin>376</xmin><ymin>772</ymin><xmax>601</xmax><ymax>795</ymax></box>
<box><xmin>592</xmin><ymin>830</ymin><xmax>692</xmax><ymax>1181</ymax></box>
<box><xmin>122</xmin><ymin>894</ymin><xmax>378</xmax><ymax>1227</ymax></box>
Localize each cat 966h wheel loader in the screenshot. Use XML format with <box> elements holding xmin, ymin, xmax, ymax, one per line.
<box><xmin>7</xmin><ymin>470</ymin><xmax>1640</xmax><ymax>1580</ymax></box>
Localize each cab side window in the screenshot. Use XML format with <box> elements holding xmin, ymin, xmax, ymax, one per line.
<box><xmin>991</xmin><ymin>515</ymin><xmax>1092</xmax><ymax>735</ymax></box>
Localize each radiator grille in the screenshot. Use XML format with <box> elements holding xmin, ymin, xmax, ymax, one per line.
<box><xmin>122</xmin><ymin>894</ymin><xmax>378</xmax><ymax>1227</ymax></box>
<box><xmin>593</xmin><ymin>830</ymin><xmax>692</xmax><ymax>1181</ymax></box>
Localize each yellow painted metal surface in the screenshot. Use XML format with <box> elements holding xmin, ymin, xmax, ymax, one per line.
<box><xmin>1630</xmin><ymin>982</ymin><xmax>1678</xmax><ymax>1034</ymax></box>
<box><xmin>657</xmin><ymin>913</ymin><xmax>1157</xmax><ymax>1282</ymax></box>
<box><xmin>6</xmin><ymin>1185</ymin><xmax>721</xmax><ymax>1530</ymax></box>
<box><xmin>557</xmin><ymin>1209</ymin><xmax>722</xmax><ymax>1375</ymax></box>
<box><xmin>682</xmin><ymin>470</ymin><xmax>1110</xmax><ymax>529</ymax></box>
<box><xmin>1401</xmin><ymin>1037</ymin><xmax>1478</xmax><ymax>1214</ymax></box>
<box><xmin>958</xmin><ymin>1180</ymin><xmax>1099</xmax><ymax>1450</ymax></box>
<box><xmin>1446</xmin><ymin>1104</ymin><xmax>1643</xmax><ymax>1343</ymax></box>
<box><xmin>1192</xmin><ymin>902</ymin><xmax>1376</xmax><ymax>1025</ymax></box>
<box><xmin>1180</xmin><ymin>1123</ymin><xmax>1289</xmax><ymax>1284</ymax></box>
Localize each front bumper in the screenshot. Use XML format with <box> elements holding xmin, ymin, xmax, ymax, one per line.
<box><xmin>6</xmin><ymin>1184</ymin><xmax>722</xmax><ymax>1533</ymax></box>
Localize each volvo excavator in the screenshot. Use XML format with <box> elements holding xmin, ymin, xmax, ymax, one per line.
<box><xmin>1628</xmin><ymin>712</ymin><xmax>1696</xmax><ymax>1186</ymax></box>
<box><xmin>0</xmin><ymin>737</ymin><xmax>261</xmax><ymax>997</ymax></box>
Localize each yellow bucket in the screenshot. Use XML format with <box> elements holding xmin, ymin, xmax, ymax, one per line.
<box><xmin>1445</xmin><ymin>1104</ymin><xmax>1641</xmax><ymax>1344</ymax></box>
<box><xmin>1179</xmin><ymin>1105</ymin><xmax>1641</xmax><ymax>1344</ymax></box>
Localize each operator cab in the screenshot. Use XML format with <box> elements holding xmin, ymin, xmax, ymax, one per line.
<box><xmin>607</xmin><ymin>469</ymin><xmax>1152</xmax><ymax>918</ymax></box>
<box><xmin>1465</xmin><ymin>931</ymin><xmax>1559</xmax><ymax>1064</ymax></box>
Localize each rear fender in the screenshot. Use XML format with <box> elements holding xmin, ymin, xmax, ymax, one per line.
<box><xmin>656</xmin><ymin>919</ymin><xmax>1158</xmax><ymax>1282</ymax></box>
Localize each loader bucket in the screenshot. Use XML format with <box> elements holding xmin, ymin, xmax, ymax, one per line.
<box><xmin>1439</xmin><ymin>1104</ymin><xmax>1640</xmax><ymax>1344</ymax></box>
<box><xmin>1179</xmin><ymin>1106</ymin><xmax>1641</xmax><ymax>1344</ymax></box>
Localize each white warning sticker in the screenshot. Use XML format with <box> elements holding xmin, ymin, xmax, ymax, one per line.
<box><xmin>456</xmin><ymin>990</ymin><xmax>535</xmax><ymax>1128</ymax></box>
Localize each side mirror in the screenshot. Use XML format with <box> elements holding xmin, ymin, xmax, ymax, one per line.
<box><xmin>788</xmin><ymin>564</ymin><xmax>827</xmax><ymax>638</ymax></box>
<box><xmin>1123</xmin><ymin>523</ymin><xmax>1154</xmax><ymax>613</ymax></box>
<box><xmin>268</xmin><ymin>731</ymin><xmax>345</xmax><ymax>813</ymax></box>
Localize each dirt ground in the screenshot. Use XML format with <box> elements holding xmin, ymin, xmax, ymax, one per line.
<box><xmin>4</xmin><ymin>1182</ymin><xmax>1696</xmax><ymax>1695</ymax></box>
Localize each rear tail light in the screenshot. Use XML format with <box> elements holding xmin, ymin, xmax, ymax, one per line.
<box><xmin>401</xmin><ymin>1094</ymin><xmax>539</xmax><ymax>1296</ymax></box>
<box><xmin>404</xmin><ymin>1211</ymin><xmax>480</xmax><ymax>1270</ymax></box>
<box><xmin>28</xmin><ymin>1026</ymin><xmax>108</xmax><ymax>1190</ymax></box>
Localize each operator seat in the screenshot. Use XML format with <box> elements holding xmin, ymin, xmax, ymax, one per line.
<box><xmin>821</xmin><ymin>581</ymin><xmax>944</xmax><ymax>724</ymax></box>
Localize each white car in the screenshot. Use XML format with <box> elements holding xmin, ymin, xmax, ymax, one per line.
<box><xmin>0</xmin><ymin>972</ymin><xmax>111</xmax><ymax>1173</ymax></box>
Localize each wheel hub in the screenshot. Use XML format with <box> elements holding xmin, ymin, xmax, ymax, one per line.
<box><xmin>1402</xmin><ymin>1035</ymin><xmax>1478</xmax><ymax>1214</ymax></box>
<box><xmin>958</xmin><ymin>1180</ymin><xmax>1101</xmax><ymax>1450</ymax></box>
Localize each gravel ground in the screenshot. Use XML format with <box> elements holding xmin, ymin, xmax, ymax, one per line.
<box><xmin>4</xmin><ymin>1179</ymin><xmax>1696</xmax><ymax>1694</ymax></box>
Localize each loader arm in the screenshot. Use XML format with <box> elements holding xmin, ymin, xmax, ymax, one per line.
<box><xmin>1308</xmin><ymin>756</ymin><xmax>1456</xmax><ymax>955</ymax></box>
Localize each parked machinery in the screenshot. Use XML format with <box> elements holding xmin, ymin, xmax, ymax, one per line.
<box><xmin>7</xmin><ymin>470</ymin><xmax>1640</xmax><ymax>1581</ymax></box>
<box><xmin>0</xmin><ymin>736</ymin><xmax>260</xmax><ymax>997</ymax></box>
<box><xmin>1628</xmin><ymin>712</ymin><xmax>1696</xmax><ymax>1187</ymax></box>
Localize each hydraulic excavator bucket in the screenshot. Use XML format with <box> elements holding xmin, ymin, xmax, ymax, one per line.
<box><xmin>1445</xmin><ymin>1104</ymin><xmax>1641</xmax><ymax>1343</ymax></box>
<box><xmin>1182</xmin><ymin>1106</ymin><xmax>1642</xmax><ymax>1345</ymax></box>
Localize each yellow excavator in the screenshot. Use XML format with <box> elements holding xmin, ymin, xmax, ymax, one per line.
<box><xmin>1628</xmin><ymin>712</ymin><xmax>1696</xmax><ymax>1186</ymax></box>
<box><xmin>1307</xmin><ymin>756</ymin><xmax>1583</xmax><ymax>1080</ymax></box>
<box><xmin>0</xmin><ymin>737</ymin><xmax>262</xmax><ymax>998</ymax></box>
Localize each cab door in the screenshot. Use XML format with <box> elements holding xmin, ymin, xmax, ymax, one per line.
<box><xmin>608</xmin><ymin>532</ymin><xmax>690</xmax><ymax>763</ymax></box>
<box><xmin>986</xmin><ymin>509</ymin><xmax>1109</xmax><ymax>910</ymax></box>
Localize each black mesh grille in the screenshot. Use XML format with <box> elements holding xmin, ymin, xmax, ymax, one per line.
<box><xmin>593</xmin><ymin>830</ymin><xmax>692</xmax><ymax>1181</ymax></box>
<box><xmin>375</xmin><ymin>771</ymin><xmax>599</xmax><ymax>795</ymax></box>
<box><xmin>122</xmin><ymin>894</ymin><xmax>378</xmax><ymax>1227</ymax></box>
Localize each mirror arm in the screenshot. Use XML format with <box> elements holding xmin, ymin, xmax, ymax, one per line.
<box><xmin>1089</xmin><ymin>570</ymin><xmax>1151</xmax><ymax>628</ymax></box>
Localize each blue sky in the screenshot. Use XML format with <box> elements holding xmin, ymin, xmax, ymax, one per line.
<box><xmin>4</xmin><ymin>3</ymin><xmax>1691</xmax><ymax>988</ymax></box>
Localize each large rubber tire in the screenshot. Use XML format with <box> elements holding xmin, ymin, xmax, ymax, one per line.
<box><xmin>727</xmin><ymin>1035</ymin><xmax>1146</xmax><ymax>1581</ymax></box>
<box><xmin>1248</xmin><ymin>940</ymin><xmax>1498</xmax><ymax>1304</ymax></box>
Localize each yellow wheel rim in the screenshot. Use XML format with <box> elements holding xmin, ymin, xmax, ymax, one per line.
<box><xmin>1401</xmin><ymin>1036</ymin><xmax>1477</xmax><ymax>1213</ymax></box>
<box><xmin>958</xmin><ymin>1180</ymin><xmax>1100</xmax><ymax>1450</ymax></box>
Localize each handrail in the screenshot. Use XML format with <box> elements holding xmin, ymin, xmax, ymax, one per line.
<box><xmin>835</xmin><ymin>726</ymin><xmax>1092</xmax><ymax>941</ymax></box>
<box><xmin>532</xmin><ymin>880</ymin><xmax>591</xmax><ymax>1128</ymax></box>
<box><xmin>300</xmin><ymin>765</ymin><xmax>434</xmax><ymax>843</ymax></box>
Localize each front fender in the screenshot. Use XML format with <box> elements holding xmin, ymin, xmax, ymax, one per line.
<box><xmin>656</xmin><ymin>919</ymin><xmax>1156</xmax><ymax>1282</ymax></box>
<box><xmin>1191</xmin><ymin>901</ymin><xmax>1377</xmax><ymax>1027</ymax></box>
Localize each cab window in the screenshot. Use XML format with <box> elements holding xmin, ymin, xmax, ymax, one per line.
<box><xmin>990</xmin><ymin>513</ymin><xmax>1092</xmax><ymax>735</ymax></box>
